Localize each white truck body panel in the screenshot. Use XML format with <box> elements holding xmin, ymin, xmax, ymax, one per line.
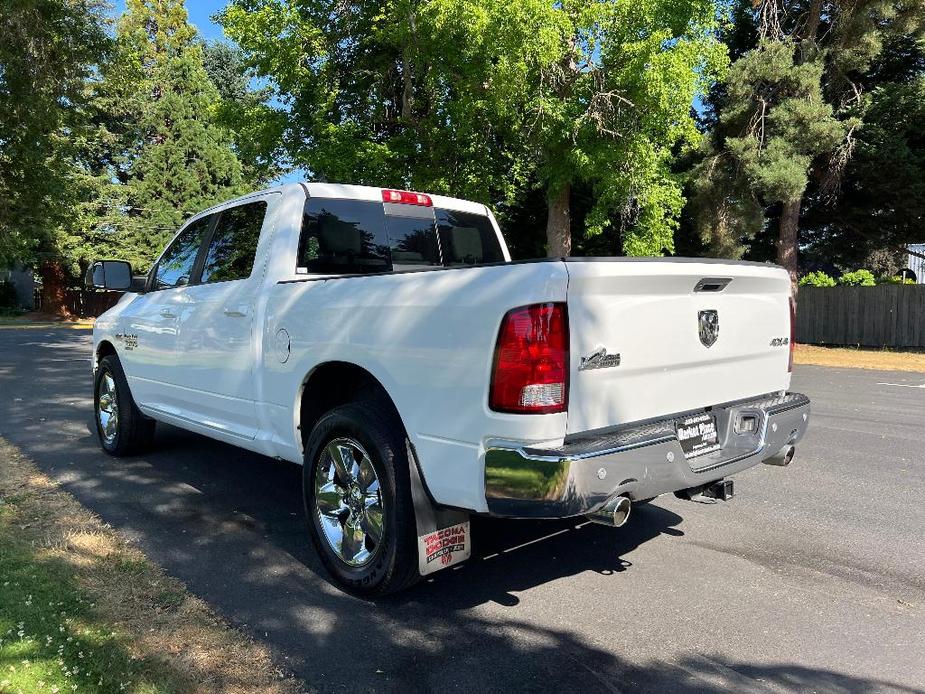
<box><xmin>565</xmin><ymin>260</ymin><xmax>792</xmax><ymax>434</ymax></box>
<box><xmin>93</xmin><ymin>183</ymin><xmax>800</xmax><ymax>515</ymax></box>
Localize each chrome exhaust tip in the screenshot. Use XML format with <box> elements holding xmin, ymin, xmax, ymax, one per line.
<box><xmin>764</xmin><ymin>444</ymin><xmax>796</xmax><ymax>467</ymax></box>
<box><xmin>587</xmin><ymin>495</ymin><xmax>632</xmax><ymax>527</ymax></box>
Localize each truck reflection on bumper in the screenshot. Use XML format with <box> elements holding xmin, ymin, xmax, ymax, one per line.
<box><xmin>484</xmin><ymin>392</ymin><xmax>810</xmax><ymax>518</ymax></box>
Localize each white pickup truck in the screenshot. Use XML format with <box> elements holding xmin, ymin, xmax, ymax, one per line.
<box><xmin>88</xmin><ymin>182</ymin><xmax>810</xmax><ymax>595</ymax></box>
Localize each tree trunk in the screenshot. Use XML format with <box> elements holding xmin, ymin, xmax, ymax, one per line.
<box><xmin>777</xmin><ymin>198</ymin><xmax>801</xmax><ymax>297</ymax></box>
<box><xmin>40</xmin><ymin>260</ymin><xmax>70</xmax><ymax>317</ymax></box>
<box><xmin>546</xmin><ymin>183</ymin><xmax>572</xmax><ymax>258</ymax></box>
<box><xmin>401</xmin><ymin>52</ymin><xmax>413</xmax><ymax>120</ymax></box>
<box><xmin>804</xmin><ymin>0</ymin><xmax>823</xmax><ymax>41</ymax></box>
<box><xmin>400</xmin><ymin>12</ymin><xmax>416</xmax><ymax>121</ymax></box>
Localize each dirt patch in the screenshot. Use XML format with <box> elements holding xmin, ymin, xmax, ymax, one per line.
<box><xmin>0</xmin><ymin>437</ymin><xmax>301</xmax><ymax>693</ymax></box>
<box><xmin>794</xmin><ymin>344</ymin><xmax>925</xmax><ymax>373</ymax></box>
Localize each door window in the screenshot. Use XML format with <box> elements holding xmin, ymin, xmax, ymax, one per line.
<box><xmin>200</xmin><ymin>201</ymin><xmax>268</xmax><ymax>283</ymax></box>
<box><xmin>153</xmin><ymin>216</ymin><xmax>212</xmax><ymax>289</ymax></box>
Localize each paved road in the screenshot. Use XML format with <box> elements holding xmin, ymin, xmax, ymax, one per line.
<box><xmin>1</xmin><ymin>328</ymin><xmax>923</xmax><ymax>693</ymax></box>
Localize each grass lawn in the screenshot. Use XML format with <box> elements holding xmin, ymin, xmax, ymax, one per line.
<box><xmin>0</xmin><ymin>438</ymin><xmax>298</xmax><ymax>694</ymax></box>
<box><xmin>0</xmin><ymin>316</ymin><xmax>93</xmax><ymax>330</ymax></box>
<box><xmin>794</xmin><ymin>344</ymin><xmax>925</xmax><ymax>373</ymax></box>
<box><xmin>0</xmin><ymin>322</ymin><xmax>93</xmax><ymax>330</ymax></box>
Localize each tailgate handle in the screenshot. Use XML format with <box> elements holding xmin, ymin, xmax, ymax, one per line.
<box><xmin>694</xmin><ymin>277</ymin><xmax>732</xmax><ymax>292</ymax></box>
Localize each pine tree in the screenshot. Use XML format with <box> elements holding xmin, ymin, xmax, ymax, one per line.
<box><xmin>689</xmin><ymin>0</ymin><xmax>925</xmax><ymax>292</ymax></box>
<box><xmin>98</xmin><ymin>0</ymin><xmax>245</xmax><ymax>270</ymax></box>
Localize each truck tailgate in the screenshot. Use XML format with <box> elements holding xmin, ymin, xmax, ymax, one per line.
<box><xmin>565</xmin><ymin>259</ymin><xmax>792</xmax><ymax>435</ymax></box>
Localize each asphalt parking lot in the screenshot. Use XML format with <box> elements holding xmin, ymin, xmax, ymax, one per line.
<box><xmin>0</xmin><ymin>327</ymin><xmax>923</xmax><ymax>693</ymax></box>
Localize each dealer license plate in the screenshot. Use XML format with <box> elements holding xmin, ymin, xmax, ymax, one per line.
<box><xmin>675</xmin><ymin>413</ymin><xmax>721</xmax><ymax>459</ymax></box>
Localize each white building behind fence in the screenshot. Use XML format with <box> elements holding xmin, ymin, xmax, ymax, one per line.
<box><xmin>907</xmin><ymin>244</ymin><xmax>925</xmax><ymax>284</ymax></box>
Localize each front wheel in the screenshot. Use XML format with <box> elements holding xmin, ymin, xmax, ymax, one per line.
<box><xmin>94</xmin><ymin>354</ymin><xmax>155</xmax><ymax>456</ymax></box>
<box><xmin>302</xmin><ymin>402</ymin><xmax>419</xmax><ymax>596</ymax></box>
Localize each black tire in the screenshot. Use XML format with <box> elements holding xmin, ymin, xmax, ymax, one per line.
<box><xmin>302</xmin><ymin>401</ymin><xmax>419</xmax><ymax>597</ymax></box>
<box><xmin>94</xmin><ymin>354</ymin><xmax>156</xmax><ymax>456</ymax></box>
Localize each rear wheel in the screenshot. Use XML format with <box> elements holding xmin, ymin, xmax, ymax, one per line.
<box><xmin>303</xmin><ymin>402</ymin><xmax>419</xmax><ymax>596</ymax></box>
<box><xmin>94</xmin><ymin>354</ymin><xmax>155</xmax><ymax>456</ymax></box>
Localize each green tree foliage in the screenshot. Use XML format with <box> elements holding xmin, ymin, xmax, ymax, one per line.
<box><xmin>0</xmin><ymin>0</ymin><xmax>110</xmax><ymax>269</ymax></box>
<box><xmin>220</xmin><ymin>0</ymin><xmax>725</xmax><ymax>257</ymax></box>
<box><xmin>461</xmin><ymin>0</ymin><xmax>727</xmax><ymax>257</ymax></box>
<box><xmin>689</xmin><ymin>0</ymin><xmax>925</xmax><ymax>289</ymax></box>
<box><xmin>202</xmin><ymin>41</ymin><xmax>250</xmax><ymax>103</ymax></box>
<box><xmin>202</xmin><ymin>40</ymin><xmax>286</xmax><ymax>183</ymax></box>
<box><xmin>220</xmin><ymin>0</ymin><xmax>522</xmax><ymax>206</ymax></box>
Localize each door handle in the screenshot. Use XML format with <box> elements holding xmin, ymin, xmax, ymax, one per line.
<box><xmin>223</xmin><ymin>305</ymin><xmax>250</xmax><ymax>318</ymax></box>
<box><xmin>160</xmin><ymin>308</ymin><xmax>176</xmax><ymax>318</ymax></box>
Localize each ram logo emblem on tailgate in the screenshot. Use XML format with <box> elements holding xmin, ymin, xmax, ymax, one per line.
<box><xmin>698</xmin><ymin>310</ymin><xmax>719</xmax><ymax>348</ymax></box>
<box><xmin>579</xmin><ymin>346</ymin><xmax>621</xmax><ymax>371</ymax></box>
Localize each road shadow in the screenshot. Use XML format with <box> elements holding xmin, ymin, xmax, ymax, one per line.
<box><xmin>1</xmin><ymin>330</ymin><xmax>923</xmax><ymax>692</ymax></box>
<box><xmin>76</xmin><ymin>416</ymin><xmax>687</xmax><ymax>607</ymax></box>
<box><xmin>23</xmin><ymin>424</ymin><xmax>924</xmax><ymax>693</ymax></box>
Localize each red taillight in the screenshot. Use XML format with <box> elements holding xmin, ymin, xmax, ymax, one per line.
<box><xmin>490</xmin><ymin>303</ymin><xmax>569</xmax><ymax>414</ymax></box>
<box><xmin>788</xmin><ymin>297</ymin><xmax>796</xmax><ymax>372</ymax></box>
<box><xmin>381</xmin><ymin>188</ymin><xmax>432</xmax><ymax>206</ymax></box>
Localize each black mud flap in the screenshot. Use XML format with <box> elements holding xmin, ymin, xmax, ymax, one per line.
<box><xmin>407</xmin><ymin>442</ymin><xmax>471</xmax><ymax>577</ymax></box>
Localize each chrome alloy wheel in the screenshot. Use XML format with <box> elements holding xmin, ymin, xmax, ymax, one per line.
<box><xmin>97</xmin><ymin>372</ymin><xmax>119</xmax><ymax>445</ymax></box>
<box><xmin>313</xmin><ymin>437</ymin><xmax>385</xmax><ymax>567</ymax></box>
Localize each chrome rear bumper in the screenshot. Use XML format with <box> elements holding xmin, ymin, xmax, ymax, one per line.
<box><xmin>484</xmin><ymin>392</ymin><xmax>810</xmax><ymax>518</ymax></box>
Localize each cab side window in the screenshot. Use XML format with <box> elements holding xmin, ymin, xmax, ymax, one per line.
<box><xmin>200</xmin><ymin>202</ymin><xmax>268</xmax><ymax>283</ymax></box>
<box><xmin>154</xmin><ymin>216</ymin><xmax>212</xmax><ymax>289</ymax></box>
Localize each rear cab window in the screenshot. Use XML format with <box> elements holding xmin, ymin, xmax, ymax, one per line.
<box><xmin>435</xmin><ymin>209</ymin><xmax>505</xmax><ymax>266</ymax></box>
<box><xmin>298</xmin><ymin>198</ymin><xmax>390</xmax><ymax>275</ymax></box>
<box><xmin>383</xmin><ymin>206</ymin><xmax>442</xmax><ymax>270</ymax></box>
<box><xmin>297</xmin><ymin>196</ymin><xmax>504</xmax><ymax>275</ymax></box>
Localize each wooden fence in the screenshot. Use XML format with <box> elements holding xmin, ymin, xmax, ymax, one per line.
<box><xmin>796</xmin><ymin>285</ymin><xmax>925</xmax><ymax>348</ymax></box>
<box><xmin>34</xmin><ymin>289</ymin><xmax>123</xmax><ymax>318</ymax></box>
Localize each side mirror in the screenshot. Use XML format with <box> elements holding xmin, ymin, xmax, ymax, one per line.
<box><xmin>86</xmin><ymin>260</ymin><xmax>133</xmax><ymax>291</ymax></box>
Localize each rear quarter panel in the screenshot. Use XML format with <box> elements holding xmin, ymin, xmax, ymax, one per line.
<box><xmin>264</xmin><ymin>262</ymin><xmax>570</xmax><ymax>512</ymax></box>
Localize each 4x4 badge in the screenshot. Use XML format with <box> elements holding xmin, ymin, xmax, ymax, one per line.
<box><xmin>698</xmin><ymin>310</ymin><xmax>719</xmax><ymax>348</ymax></box>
